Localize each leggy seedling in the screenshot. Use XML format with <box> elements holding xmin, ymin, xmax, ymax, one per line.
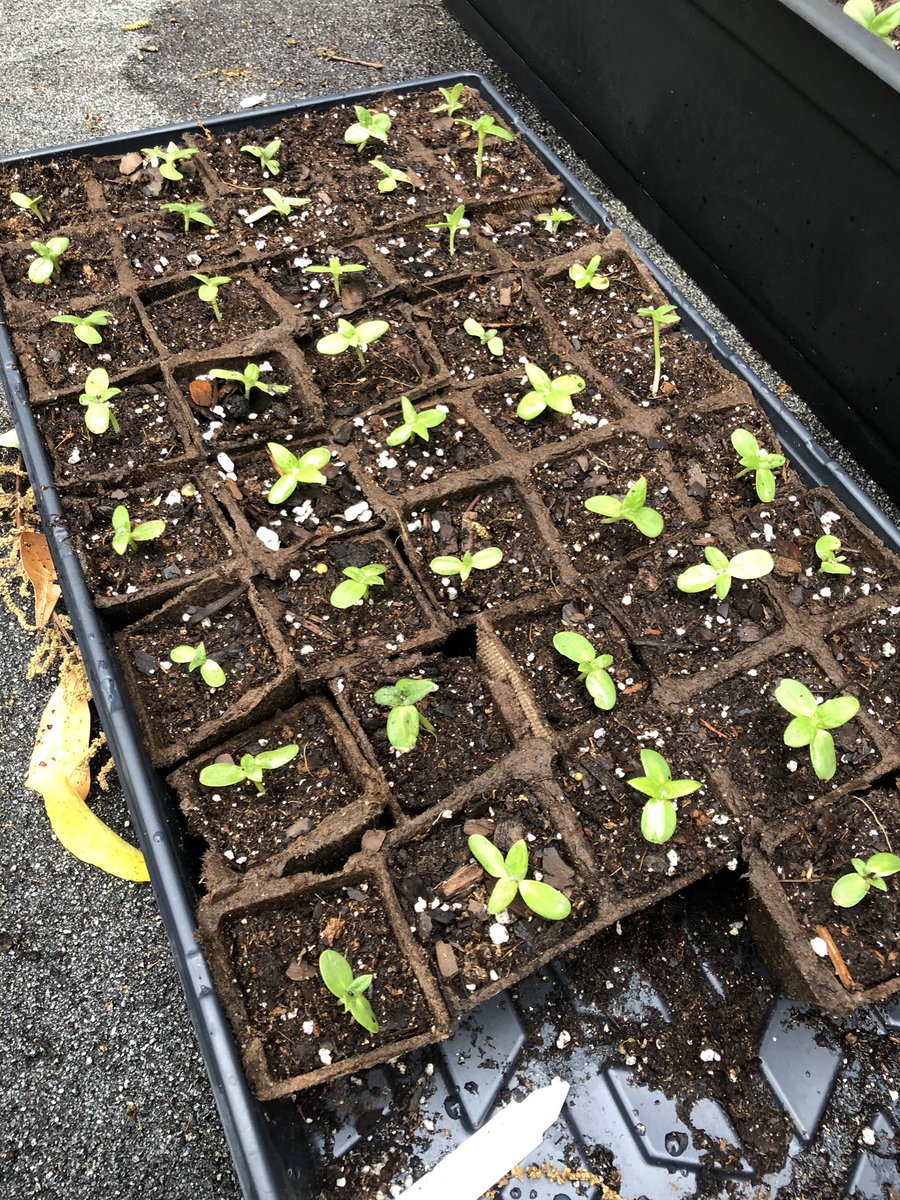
<box><xmin>27</xmin><ymin>236</ymin><xmax>69</xmax><ymax>285</ymax></box>
<box><xmin>774</xmin><ymin>678</ymin><xmax>860</xmax><ymax>782</ymax></box>
<box><xmin>330</xmin><ymin>563</ymin><xmax>387</xmax><ymax>609</ymax></box>
<box><xmin>816</xmin><ymin>534</ymin><xmax>852</xmax><ymax>575</ymax></box>
<box><xmin>51</xmin><ymin>308</ymin><xmax>112</xmax><ymax>347</ymax></box>
<box><xmin>429</xmin><ymin>547</ymin><xmax>503</xmax><ymax>583</ymax></box>
<box><xmin>584</xmin><ymin>477</ymin><xmax>664</xmax><ymax>539</ymax></box>
<box><xmin>344</xmin><ymin>106</ymin><xmax>392</xmax><ymax>152</ymax></box>
<box><xmin>141</xmin><ymin>143</ymin><xmax>198</xmax><ymax>182</ymax></box>
<box><xmin>463</xmin><ymin>317</ymin><xmax>504</xmax><ymax>357</ymax></box>
<box><xmin>208</xmin><ymin>362</ymin><xmax>291</xmax><ymax>401</ymax></box>
<box><xmin>843</xmin><ymin>0</ymin><xmax>900</xmax><ymax>44</ymax></box>
<box><xmin>568</xmin><ymin>255</ymin><xmax>609</xmax><ymax>292</ymax></box>
<box><xmin>318</xmin><ymin>949</ymin><xmax>379</xmax><ymax>1034</ymax></box>
<box><xmin>627</xmin><ymin>748</ymin><xmax>701</xmax><ymax>845</ymax></box>
<box><xmin>677</xmin><ymin>545</ymin><xmax>774</xmax><ymax>599</ymax></box>
<box><xmin>159</xmin><ymin>201</ymin><xmax>214</xmax><ymax>233</ymax></box>
<box><xmin>552</xmin><ymin>631</ymin><xmax>617</xmax><ymax>711</ymax></box>
<box><xmin>303</xmin><ymin>256</ymin><xmax>367</xmax><ymax>300</ymax></box>
<box><xmin>244</xmin><ymin>188</ymin><xmax>310</xmax><ymax>225</ymax></box>
<box><xmin>266</xmin><ymin>443</ymin><xmax>331</xmax><ymax>504</ymax></box>
<box><xmin>110</xmin><ymin>504</ymin><xmax>166</xmax><ymax>555</ymax></box>
<box><xmin>169</xmin><ymin>641</ymin><xmax>226</xmax><ymax>688</ymax></box>
<box><xmin>79</xmin><ymin>367</ymin><xmax>121</xmax><ymax>435</ymax></box>
<box><xmin>240</xmin><ymin>137</ymin><xmax>282</xmax><ymax>176</ymax></box>
<box><xmin>536</xmin><ymin>207</ymin><xmax>574</xmax><ymax>236</ymax></box>
<box><xmin>10</xmin><ymin>191</ymin><xmax>45</xmax><ymax>223</ymax></box>
<box><xmin>429</xmin><ymin>83</ymin><xmax>465</xmax><ymax>117</ymax></box>
<box><xmin>374</xmin><ymin>677</ymin><xmax>437</xmax><ymax>752</ymax></box>
<box><xmin>198</xmin><ymin>743</ymin><xmax>299</xmax><ymax>794</ymax></box>
<box><xmin>385</xmin><ymin>396</ymin><xmax>446</xmax><ymax>446</ymax></box>
<box><xmin>730</xmin><ymin>428</ymin><xmax>787</xmax><ymax>503</ymax></box>
<box><xmin>516</xmin><ymin>362</ymin><xmax>586</xmax><ymax>420</ymax></box>
<box><xmin>192</xmin><ymin>273</ymin><xmax>231</xmax><ymax>322</ymax></box>
<box><xmin>370</xmin><ymin>157</ymin><xmax>413</xmax><ymax>193</ymax></box>
<box><xmin>455</xmin><ymin>113</ymin><xmax>515</xmax><ymax>178</ymax></box>
<box><xmin>316</xmin><ymin>317</ymin><xmax>390</xmax><ymax>368</ymax></box>
<box><xmin>425</xmin><ymin>204</ymin><xmax>469</xmax><ymax>256</ymax></box>
<box><xmin>832</xmin><ymin>853</ymin><xmax>900</xmax><ymax>907</ymax></box>
<box><xmin>468</xmin><ymin>835</ymin><xmax>572</xmax><ymax>920</ymax></box>
<box><xmin>637</xmin><ymin>303</ymin><xmax>680</xmax><ymax>397</ymax></box>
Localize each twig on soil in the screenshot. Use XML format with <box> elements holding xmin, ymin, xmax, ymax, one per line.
<box><xmin>315</xmin><ymin>47</ymin><xmax>384</xmax><ymax>69</ymax></box>
<box><xmin>856</xmin><ymin>794</ymin><xmax>893</xmax><ymax>853</ymax></box>
<box><xmin>814</xmin><ymin>924</ymin><xmax>856</xmax><ymax>991</ymax></box>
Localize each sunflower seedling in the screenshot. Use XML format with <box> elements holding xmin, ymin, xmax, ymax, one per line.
<box><xmin>318</xmin><ymin>949</ymin><xmax>379</xmax><ymax>1034</ymax></box>
<box><xmin>27</xmin><ymin>236</ymin><xmax>69</xmax><ymax>285</ymax></box>
<box><xmin>455</xmin><ymin>113</ymin><xmax>515</xmax><ymax>178</ymax></box>
<box><xmin>51</xmin><ymin>308</ymin><xmax>112</xmax><ymax>347</ymax></box>
<box><xmin>344</xmin><ymin>106</ymin><xmax>392</xmax><ymax>152</ymax></box>
<box><xmin>637</xmin><ymin>303</ymin><xmax>680</xmax><ymax>397</ymax></box>
<box><xmin>552</xmin><ymin>631</ymin><xmax>617</xmax><ymax>711</ymax></box>
<box><xmin>198</xmin><ymin>743</ymin><xmax>299</xmax><ymax>794</ymax></box>
<box><xmin>730</xmin><ymin>428</ymin><xmax>787</xmax><ymax>503</ymax></box>
<box><xmin>302</xmin><ymin>256</ymin><xmax>367</xmax><ymax>300</ymax></box>
<box><xmin>159</xmin><ymin>201</ymin><xmax>214</xmax><ymax>233</ymax></box>
<box><xmin>677</xmin><ymin>545</ymin><xmax>774</xmax><ymax>600</ymax></box>
<box><xmin>430</xmin><ymin>547</ymin><xmax>503</xmax><ymax>582</ymax></box>
<box><xmin>330</xmin><ymin>563</ymin><xmax>387</xmax><ymax>609</ymax></box>
<box><xmin>370</xmin><ymin>157</ymin><xmax>413</xmax><ymax>193</ymax></box>
<box><xmin>80</xmin><ymin>367</ymin><xmax>121</xmax><ymax>435</ymax></box>
<box><xmin>141</xmin><ymin>143</ymin><xmax>198</xmax><ymax>182</ymax></box>
<box><xmin>385</xmin><ymin>396</ymin><xmax>446</xmax><ymax>446</ymax></box>
<box><xmin>110</xmin><ymin>504</ymin><xmax>166</xmax><ymax>555</ymax></box>
<box><xmin>832</xmin><ymin>853</ymin><xmax>900</xmax><ymax>907</ymax></box>
<box><xmin>374</xmin><ymin>677</ymin><xmax>437</xmax><ymax>752</ymax></box>
<box><xmin>517</xmin><ymin>362</ymin><xmax>586</xmax><ymax>421</ymax></box>
<box><xmin>208</xmin><ymin>362</ymin><xmax>291</xmax><ymax>401</ymax></box>
<box><xmin>316</xmin><ymin>317</ymin><xmax>390</xmax><ymax>368</ymax></box>
<box><xmin>429</xmin><ymin>82</ymin><xmax>465</xmax><ymax>117</ymax></box>
<box><xmin>169</xmin><ymin>641</ymin><xmax>226</xmax><ymax>688</ymax></box>
<box><xmin>10</xmin><ymin>191</ymin><xmax>44</xmax><ymax>223</ymax></box>
<box><xmin>584</xmin><ymin>477</ymin><xmax>664</xmax><ymax>539</ymax></box>
<box><xmin>468</xmin><ymin>834</ymin><xmax>571</xmax><ymax>920</ymax></box>
<box><xmin>816</xmin><ymin>534</ymin><xmax>852</xmax><ymax>576</ymax></box>
<box><xmin>463</xmin><ymin>317</ymin><xmax>504</xmax><ymax>357</ymax></box>
<box><xmin>240</xmin><ymin>137</ymin><xmax>282</xmax><ymax>176</ymax></box>
<box><xmin>627</xmin><ymin>749</ymin><xmax>701</xmax><ymax>845</ymax></box>
<box><xmin>192</xmin><ymin>273</ymin><xmax>231</xmax><ymax>322</ymax></box>
<box><xmin>244</xmin><ymin>188</ymin><xmax>310</xmax><ymax>224</ymax></box>
<box><xmin>774</xmin><ymin>678</ymin><xmax>860</xmax><ymax>782</ymax></box>
<box><xmin>425</xmin><ymin>204</ymin><xmax>469</xmax><ymax>256</ymax></box>
<box><xmin>843</xmin><ymin>0</ymin><xmax>900</xmax><ymax>44</ymax></box>
<box><xmin>537</xmin><ymin>207</ymin><xmax>574</xmax><ymax>236</ymax></box>
<box><xmin>266</xmin><ymin>443</ymin><xmax>331</xmax><ymax>504</ymax></box>
<box><xmin>568</xmin><ymin>255</ymin><xmax>609</xmax><ymax>292</ymax></box>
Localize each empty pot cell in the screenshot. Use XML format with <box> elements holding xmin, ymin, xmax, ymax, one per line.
<box><xmin>403</xmin><ymin>481</ymin><xmax>561</xmax><ymax>619</ymax></box>
<box><xmin>337</xmin><ymin>153</ymin><xmax>459</xmax><ymax>230</ymax></box>
<box><xmin>389</xmin><ymin>779</ymin><xmax>595</xmax><ymax>1009</ymax></box>
<box><xmin>679</xmin><ymin>647</ymin><xmax>882</xmax><ymax>825</ymax></box>
<box><xmin>117</xmin><ymin>207</ymin><xmax>238</xmax><ymax>285</ymax></box>
<box><xmin>589</xmin><ymin>328</ymin><xmax>733</xmax><ymax>413</ymax></box>
<box><xmin>142</xmin><ymin>273</ymin><xmax>280</xmax><ymax>355</ymax></box>
<box><xmin>371</xmin><ymin>225</ymin><xmax>496</xmax><ymax>286</ymax></box>
<box><xmin>92</xmin><ymin>149</ymin><xmax>209</xmax><ymax>218</ymax></box>
<box><xmin>479</xmin><ymin>203</ymin><xmax>599</xmax><ymax>264</ymax></box>
<box><xmin>538</xmin><ymin>251</ymin><xmax>657</xmax><ymax>346</ymax></box>
<box><xmin>437</xmin><ymin>132</ymin><xmax>559</xmax><ymax>203</ymax></box>
<box><xmin>0</xmin><ymin>229</ymin><xmax>118</xmax><ymax>304</ymax></box>
<box><xmin>254</xmin><ymin>245</ymin><xmax>392</xmax><ymax>323</ymax></box>
<box><xmin>471</xmin><ymin>365</ymin><xmax>615</xmax><ymax>451</ymax></box>
<box><xmin>0</xmin><ymin>158</ymin><xmax>92</xmax><ymax>234</ymax></box>
<box><xmin>334</xmin><ymin>653</ymin><xmax>515</xmax><ymax>813</ymax></box>
<box><xmin>531</xmin><ymin>432</ymin><xmax>687</xmax><ymax>573</ymax></box>
<box><xmin>826</xmin><ymin>605</ymin><xmax>900</xmax><ymax>740</ymax></box>
<box><xmin>602</xmin><ymin>529</ymin><xmax>783</xmax><ymax>682</ymax></box>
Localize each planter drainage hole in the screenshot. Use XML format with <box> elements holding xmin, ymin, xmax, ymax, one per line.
<box><xmin>665</xmin><ymin>1130</ymin><xmax>689</xmax><ymax>1156</ymax></box>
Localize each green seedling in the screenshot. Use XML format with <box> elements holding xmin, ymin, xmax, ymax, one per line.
<box><xmin>730</xmin><ymin>427</ymin><xmax>787</xmax><ymax>503</ymax></box>
<box><xmin>198</xmin><ymin>743</ymin><xmax>299</xmax><ymax>794</ymax></box>
<box><xmin>374</xmin><ymin>677</ymin><xmax>437</xmax><ymax>752</ymax></box>
<box><xmin>50</xmin><ymin>308</ymin><xmax>112</xmax><ymax>347</ymax></box>
<box><xmin>832</xmin><ymin>853</ymin><xmax>900</xmax><ymax>908</ymax></box>
<box><xmin>467</xmin><ymin>834</ymin><xmax>571</xmax><ymax>920</ymax></box>
<box><xmin>774</xmin><ymin>678</ymin><xmax>860</xmax><ymax>782</ymax></box>
<box><xmin>816</xmin><ymin>534</ymin><xmax>852</xmax><ymax>576</ymax></box>
<box><xmin>318</xmin><ymin>949</ymin><xmax>379</xmax><ymax>1035</ymax></box>
<box><xmin>568</xmin><ymin>255</ymin><xmax>609</xmax><ymax>292</ymax></box>
<box><xmin>266</xmin><ymin>443</ymin><xmax>331</xmax><ymax>505</ymax></box>
<box><xmin>330</xmin><ymin>562</ymin><xmax>387</xmax><ymax>609</ymax></box>
<box><xmin>677</xmin><ymin>545</ymin><xmax>774</xmax><ymax>600</ymax></box>
<box><xmin>463</xmin><ymin>317</ymin><xmax>504</xmax><ymax>357</ymax></box>
<box><xmin>516</xmin><ymin>362</ymin><xmax>586</xmax><ymax>421</ymax></box>
<box><xmin>79</xmin><ymin>367</ymin><xmax>121</xmax><ymax>435</ymax></box>
<box><xmin>240</xmin><ymin>137</ymin><xmax>282</xmax><ymax>176</ymax></box>
<box><xmin>552</xmin><ymin>631</ymin><xmax>617</xmax><ymax>711</ymax></box>
<box><xmin>843</xmin><ymin>0</ymin><xmax>900</xmax><ymax>44</ymax></box>
<box><xmin>425</xmin><ymin>204</ymin><xmax>469</xmax><ymax>256</ymax></box>
<box><xmin>303</xmin><ymin>256</ymin><xmax>367</xmax><ymax>299</ymax></box>
<box><xmin>244</xmin><ymin>188</ymin><xmax>310</xmax><ymax>224</ymax></box>
<box><xmin>385</xmin><ymin>396</ymin><xmax>446</xmax><ymax>446</ymax></box>
<box><xmin>455</xmin><ymin>113</ymin><xmax>515</xmax><ymax>178</ymax></box>
<box><xmin>370</xmin><ymin>157</ymin><xmax>412</xmax><ymax>193</ymax></box>
<box><xmin>159</xmin><ymin>201</ymin><xmax>214</xmax><ymax>233</ymax></box>
<box><xmin>169</xmin><ymin>641</ymin><xmax>226</xmax><ymax>688</ymax></box>
<box><xmin>192</xmin><ymin>273</ymin><xmax>231</xmax><ymax>322</ymax></box>
<box><xmin>110</xmin><ymin>504</ymin><xmax>166</xmax><ymax>556</ymax></box>
<box><xmin>584</xmin><ymin>476</ymin><xmax>664</xmax><ymax>539</ymax></box>
<box><xmin>10</xmin><ymin>191</ymin><xmax>45</xmax><ymax>223</ymax></box>
<box><xmin>429</xmin><ymin>83</ymin><xmax>465</xmax><ymax>117</ymax></box>
<box><xmin>141</xmin><ymin>143</ymin><xmax>198</xmax><ymax>182</ymax></box>
<box><xmin>627</xmin><ymin>748</ymin><xmax>702</xmax><ymax>845</ymax></box>
<box><xmin>344</xmin><ymin>106</ymin><xmax>392</xmax><ymax>152</ymax></box>
<box><xmin>537</xmin><ymin>207</ymin><xmax>574</xmax><ymax>236</ymax></box>
<box><xmin>208</xmin><ymin>362</ymin><xmax>291</xmax><ymax>401</ymax></box>
<box><xmin>316</xmin><ymin>317</ymin><xmax>390</xmax><ymax>368</ymax></box>
<box><xmin>637</xmin><ymin>303</ymin><xmax>681</xmax><ymax>397</ymax></box>
<box><xmin>27</xmin><ymin>236</ymin><xmax>69</xmax><ymax>285</ymax></box>
<box><xmin>429</xmin><ymin>547</ymin><xmax>503</xmax><ymax>583</ymax></box>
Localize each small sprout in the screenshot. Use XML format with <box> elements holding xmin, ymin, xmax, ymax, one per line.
<box><xmin>552</xmin><ymin>631</ymin><xmax>616</xmax><ymax>710</ymax></box>
<box><xmin>429</xmin><ymin>547</ymin><xmax>503</xmax><ymax>583</ymax></box>
<box><xmin>385</xmin><ymin>396</ymin><xmax>446</xmax><ymax>446</ymax></box>
<box><xmin>159</xmin><ymin>201</ymin><xmax>214</xmax><ymax>233</ymax></box>
<box><xmin>266</xmin><ymin>443</ymin><xmax>331</xmax><ymax>504</ymax></box>
<box><xmin>169</xmin><ymin>641</ymin><xmax>226</xmax><ymax>688</ymax></box>
<box><xmin>730</xmin><ymin>428</ymin><xmax>787</xmax><ymax>503</ymax></box>
<box><xmin>455</xmin><ymin>113</ymin><xmax>515</xmax><ymax>178</ymax></box>
<box><xmin>141</xmin><ymin>142</ymin><xmax>198</xmax><ymax>182</ymax></box>
<box><xmin>344</xmin><ymin>106</ymin><xmax>392</xmax><ymax>152</ymax></box>
<box><xmin>832</xmin><ymin>853</ymin><xmax>900</xmax><ymax>908</ymax></box>
<box><xmin>370</xmin><ymin>157</ymin><xmax>412</xmax><ymax>193</ymax></box>
<box><xmin>318</xmin><ymin>949</ymin><xmax>379</xmax><ymax>1034</ymax></box>
<box><xmin>584</xmin><ymin>476</ymin><xmax>664</xmax><ymax>539</ymax></box>
<box><xmin>110</xmin><ymin>504</ymin><xmax>166</xmax><ymax>556</ymax></box>
<box><xmin>637</xmin><ymin>303</ymin><xmax>680</xmax><ymax>397</ymax></box>
<box><xmin>302</xmin><ymin>256</ymin><xmax>367</xmax><ymax>300</ymax></box>
<box><xmin>27</xmin><ymin>236</ymin><xmax>69</xmax><ymax>285</ymax></box>
<box><xmin>50</xmin><ymin>308</ymin><xmax>112</xmax><ymax>347</ymax></box>
<box><xmin>627</xmin><ymin>748</ymin><xmax>701</xmax><ymax>845</ymax></box>
<box><xmin>774</xmin><ymin>679</ymin><xmax>860</xmax><ymax>782</ymax></box>
<box><xmin>316</xmin><ymin>317</ymin><xmax>390</xmax><ymax>368</ymax></box>
<box><xmin>244</xmin><ymin>188</ymin><xmax>310</xmax><ymax>225</ymax></box>
<box><xmin>429</xmin><ymin>83</ymin><xmax>465</xmax><ymax>117</ymax></box>
<box><xmin>425</xmin><ymin>204</ymin><xmax>469</xmax><ymax>256</ymax></box>
<box><xmin>198</xmin><ymin>743</ymin><xmax>299</xmax><ymax>794</ymax></box>
<box><xmin>79</xmin><ymin>367</ymin><xmax>121</xmax><ymax>435</ymax></box>
<box><xmin>330</xmin><ymin>562</ymin><xmax>387</xmax><ymax>609</ymax></box>
<box><xmin>463</xmin><ymin>317</ymin><xmax>504</xmax><ymax>357</ymax></box>
<box><xmin>374</xmin><ymin>677</ymin><xmax>437</xmax><ymax>752</ymax></box>
<box><xmin>677</xmin><ymin>545</ymin><xmax>774</xmax><ymax>600</ymax></box>
<box><xmin>816</xmin><ymin>534</ymin><xmax>852</xmax><ymax>576</ymax></box>
<box><xmin>568</xmin><ymin>255</ymin><xmax>609</xmax><ymax>292</ymax></box>
<box><xmin>843</xmin><ymin>0</ymin><xmax>900</xmax><ymax>44</ymax></box>
<box><xmin>516</xmin><ymin>362</ymin><xmax>586</xmax><ymax>421</ymax></box>
<box><xmin>192</xmin><ymin>273</ymin><xmax>231</xmax><ymax>322</ymax></box>
<box><xmin>10</xmin><ymin>191</ymin><xmax>45</xmax><ymax>223</ymax></box>
<box><xmin>468</xmin><ymin>834</ymin><xmax>571</xmax><ymax>920</ymax></box>
<box><xmin>240</xmin><ymin>137</ymin><xmax>282</xmax><ymax>176</ymax></box>
<box><xmin>536</xmin><ymin>207</ymin><xmax>574</xmax><ymax>236</ymax></box>
<box><xmin>208</xmin><ymin>362</ymin><xmax>291</xmax><ymax>401</ymax></box>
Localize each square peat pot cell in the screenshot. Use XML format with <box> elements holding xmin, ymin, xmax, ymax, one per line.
<box><xmin>197</xmin><ymin>867</ymin><xmax>448</xmax><ymax>1099</ymax></box>
<box><xmin>825</xmin><ymin>604</ymin><xmax>900</xmax><ymax>742</ymax></box>
<box><xmin>370</xmin><ymin>224</ymin><xmax>499</xmax><ymax>288</ymax></box>
<box><xmin>593</xmin><ymin>328</ymin><xmax>734</xmax><ymax>417</ymax></box>
<box><xmin>436</xmin><ymin>131</ymin><xmax>561</xmax><ymax>207</ymax></box>
<box><xmin>0</xmin><ymin>157</ymin><xmax>93</xmax><ymax>234</ymax></box>
<box><xmin>252</xmin><ymin>244</ymin><xmax>394</xmax><ymax>330</ymax></box>
<box><xmin>169</xmin><ymin>697</ymin><xmax>385</xmax><ymax>881</ymax></box>
<box><xmin>227</xmin><ymin>187</ymin><xmax>364</xmax><ymax>259</ymax></box>
<box><xmin>61</xmin><ymin>472</ymin><xmax>239</xmax><ymax>621</ymax></box>
<box><xmin>333</xmin><ymin>153</ymin><xmax>460</xmax><ymax>233</ymax></box>
<box><xmin>401</xmin><ymin>480</ymin><xmax>566</xmax><ymax>621</ymax></box>
<box><xmin>750</xmin><ymin>787</ymin><xmax>900</xmax><ymax>1017</ymax></box>
<box><xmin>32</xmin><ymin>367</ymin><xmax>196</xmax><ymax>488</ymax></box>
<box><xmin>272</xmin><ymin>102</ymin><xmax>423</xmax><ymax>175</ymax></box>
<box><xmin>91</xmin><ymin>148</ymin><xmax>211</xmax><ymax>218</ymax></box>
<box><xmin>140</xmin><ymin>272</ymin><xmax>281</xmax><ymax>356</ymax></box>
<box><xmin>115</xmin><ymin>576</ymin><xmax>294</xmax><ymax>768</ymax></box>
<box><xmin>256</xmin><ymin>531</ymin><xmax>444</xmax><ymax>684</ymax></box>
<box><xmin>677</xmin><ymin>646</ymin><xmax>886</xmax><ymax>829</ymax></box>
<box><xmin>198</xmin><ymin>122</ymin><xmax>336</xmax><ymax>194</ymax></box>
<box><xmin>116</xmin><ymin>205</ymin><xmax>241</xmax><ymax>287</ymax></box>
<box><xmin>0</xmin><ymin>227</ymin><xmax>119</xmax><ymax>306</ymax></box>
<box><xmin>470</xmin><ymin>365</ymin><xmax>617</xmax><ymax>452</ymax></box>
<box><xmin>386</xmin><ymin>775</ymin><xmax>598</xmax><ymax>1015</ymax></box>
<box><xmin>478</xmin><ymin>201</ymin><xmax>600</xmax><ymax>265</ymax></box>
<box><xmin>331</xmin><ymin>649</ymin><xmax>521</xmax><ymax>816</ymax></box>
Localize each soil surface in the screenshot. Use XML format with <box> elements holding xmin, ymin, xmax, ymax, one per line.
<box><xmin>143</xmin><ymin>274</ymin><xmax>279</xmax><ymax>354</ymax></box>
<box><xmin>826</xmin><ymin>604</ymin><xmax>900</xmax><ymax>739</ymax></box>
<box><xmin>471</xmin><ymin>367</ymin><xmax>616</xmax><ymax>450</ymax></box>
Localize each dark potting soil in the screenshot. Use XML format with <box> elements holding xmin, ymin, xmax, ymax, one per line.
<box><xmin>143</xmin><ymin>274</ymin><xmax>279</xmax><ymax>354</ymax></box>
<box><xmin>254</xmin><ymin>245</ymin><xmax>392</xmax><ymax>321</ymax></box>
<box><xmin>479</xmin><ymin>204</ymin><xmax>599</xmax><ymax>264</ymax></box>
<box><xmin>371</xmin><ymin>226</ymin><xmax>497</xmax><ymax>285</ymax></box>
<box><xmin>470</xmin><ymin>368</ymin><xmax>617</xmax><ymax>450</ymax></box>
<box><xmin>0</xmin><ymin>229</ymin><xmax>119</xmax><ymax>303</ymax></box>
<box><xmin>589</xmin><ymin>327</ymin><xmax>733</xmax><ymax>413</ymax></box>
<box><xmin>229</xmin><ymin>185</ymin><xmax>363</xmax><ymax>252</ymax></box>
<box><xmin>200</xmin><ymin>124</ymin><xmax>333</xmax><ymax>194</ymax></box>
<box><xmin>0</xmin><ymin>157</ymin><xmax>93</xmax><ymax>234</ymax></box>
<box><xmin>336</xmin><ymin>153</ymin><xmax>458</xmax><ymax>231</ymax></box>
<box><xmin>538</xmin><ymin>252</ymin><xmax>657</xmax><ymax>348</ymax></box>
<box><xmin>826</xmin><ymin>605</ymin><xmax>900</xmax><ymax>739</ymax></box>
<box><xmin>13</xmin><ymin>295</ymin><xmax>152</xmax><ymax>390</ymax></box>
<box><xmin>117</xmin><ymin>209</ymin><xmax>240</xmax><ymax>285</ymax></box>
<box><xmin>92</xmin><ymin>152</ymin><xmax>209</xmax><ymax>218</ymax></box>
<box><xmin>436</xmin><ymin>132</ymin><xmax>560</xmax><ymax>203</ymax></box>
<box><xmin>176</xmin><ymin>354</ymin><xmax>314</xmax><ymax>449</ymax></box>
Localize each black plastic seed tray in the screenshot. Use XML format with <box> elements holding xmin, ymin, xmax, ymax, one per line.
<box><xmin>1</xmin><ymin>73</ymin><xmax>899</xmax><ymax>1200</ymax></box>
